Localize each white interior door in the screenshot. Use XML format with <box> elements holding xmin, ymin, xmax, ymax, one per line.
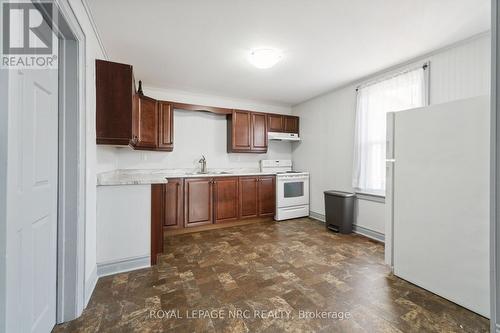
<box><xmin>7</xmin><ymin>66</ymin><xmax>59</xmax><ymax>332</ymax></box>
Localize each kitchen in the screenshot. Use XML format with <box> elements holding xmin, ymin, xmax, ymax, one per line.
<box><xmin>95</xmin><ymin>58</ymin><xmax>310</xmax><ymax>267</ymax></box>
<box><xmin>0</xmin><ymin>1</ymin><xmax>497</xmax><ymax>332</ymax></box>
<box><xmin>91</xmin><ymin>26</ymin><xmax>490</xmax><ymax>333</ymax></box>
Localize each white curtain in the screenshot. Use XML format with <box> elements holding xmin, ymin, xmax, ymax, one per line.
<box><xmin>353</xmin><ymin>67</ymin><xmax>426</xmax><ymax>195</ymax></box>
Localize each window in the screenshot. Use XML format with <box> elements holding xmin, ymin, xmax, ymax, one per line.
<box><xmin>352</xmin><ymin>66</ymin><xmax>428</xmax><ymax>196</ymax></box>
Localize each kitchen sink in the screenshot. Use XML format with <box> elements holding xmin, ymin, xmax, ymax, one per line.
<box><xmin>184</xmin><ymin>171</ymin><xmax>232</xmax><ymax>175</ymax></box>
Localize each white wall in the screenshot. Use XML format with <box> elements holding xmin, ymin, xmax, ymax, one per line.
<box><xmin>110</xmin><ymin>110</ymin><xmax>292</xmax><ymax>170</ymax></box>
<box><xmin>292</xmin><ymin>33</ymin><xmax>491</xmax><ymax>237</ymax></box>
<box><xmin>97</xmin><ymin>185</ymin><xmax>151</xmax><ymax>271</ymax></box>
<box><xmin>144</xmin><ymin>86</ymin><xmax>292</xmax><ymax>115</ymax></box>
<box><xmin>96</xmin><ymin>87</ymin><xmax>293</xmax><ymax>172</ymax></box>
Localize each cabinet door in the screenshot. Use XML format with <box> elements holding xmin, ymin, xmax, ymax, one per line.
<box><xmin>284</xmin><ymin>116</ymin><xmax>299</xmax><ymax>133</ymax></box>
<box><xmin>163</xmin><ymin>179</ymin><xmax>183</xmax><ymax>229</ymax></box>
<box><xmin>258</xmin><ymin>176</ymin><xmax>276</xmax><ymax>217</ymax></box>
<box><xmin>184</xmin><ymin>178</ymin><xmax>213</xmax><ymax>227</ymax></box>
<box><xmin>214</xmin><ymin>177</ymin><xmax>239</xmax><ymax>223</ymax></box>
<box><xmin>96</xmin><ymin>59</ymin><xmax>134</xmax><ymax>145</ymax></box>
<box><xmin>267</xmin><ymin>114</ymin><xmax>284</xmax><ymax>132</ymax></box>
<box><xmin>239</xmin><ymin>177</ymin><xmax>258</xmax><ymax>219</ymax></box>
<box><xmin>230</xmin><ymin>110</ymin><xmax>251</xmax><ymax>151</ymax></box>
<box><xmin>251</xmin><ymin>113</ymin><xmax>267</xmax><ymax>151</ymax></box>
<box><xmin>158</xmin><ymin>102</ymin><xmax>173</xmax><ymax>151</ymax></box>
<box><xmin>151</xmin><ymin>184</ymin><xmax>164</xmax><ymax>265</ymax></box>
<box><xmin>132</xmin><ymin>95</ymin><xmax>158</xmax><ymax>149</ymax></box>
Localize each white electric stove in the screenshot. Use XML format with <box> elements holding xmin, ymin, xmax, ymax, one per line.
<box><xmin>260</xmin><ymin>160</ymin><xmax>310</xmax><ymax>221</ymax></box>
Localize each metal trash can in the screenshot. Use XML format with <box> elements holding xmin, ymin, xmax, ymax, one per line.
<box><xmin>324</xmin><ymin>191</ymin><xmax>355</xmax><ymax>234</ymax></box>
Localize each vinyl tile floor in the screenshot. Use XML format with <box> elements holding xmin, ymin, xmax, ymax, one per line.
<box><xmin>53</xmin><ymin>218</ymin><xmax>489</xmax><ymax>332</ymax></box>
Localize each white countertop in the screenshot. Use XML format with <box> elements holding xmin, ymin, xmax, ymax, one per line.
<box><xmin>97</xmin><ymin>168</ymin><xmax>277</xmax><ymax>186</ymax></box>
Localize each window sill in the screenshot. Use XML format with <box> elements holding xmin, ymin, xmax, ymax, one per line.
<box><xmin>355</xmin><ymin>192</ymin><xmax>386</xmax><ymax>203</ymax></box>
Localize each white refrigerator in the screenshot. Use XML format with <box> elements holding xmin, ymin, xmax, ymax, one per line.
<box><xmin>385</xmin><ymin>96</ymin><xmax>490</xmax><ymax>317</ymax></box>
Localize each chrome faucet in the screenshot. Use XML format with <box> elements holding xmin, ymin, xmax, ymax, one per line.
<box><xmin>199</xmin><ymin>155</ymin><xmax>207</xmax><ymax>174</ymax></box>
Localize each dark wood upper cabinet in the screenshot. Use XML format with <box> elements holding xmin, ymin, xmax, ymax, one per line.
<box><xmin>227</xmin><ymin>110</ymin><xmax>268</xmax><ymax>153</ymax></box>
<box><xmin>158</xmin><ymin>102</ymin><xmax>174</xmax><ymax>151</ymax></box>
<box><xmin>258</xmin><ymin>176</ymin><xmax>276</xmax><ymax>217</ymax></box>
<box><xmin>95</xmin><ymin>59</ymin><xmax>135</xmax><ymax>145</ymax></box>
<box><xmin>96</xmin><ymin>59</ymin><xmax>299</xmax><ymax>152</ymax></box>
<box><xmin>163</xmin><ymin>179</ymin><xmax>183</xmax><ymax>230</ymax></box>
<box><xmin>251</xmin><ymin>113</ymin><xmax>268</xmax><ymax>152</ymax></box>
<box><xmin>131</xmin><ymin>95</ymin><xmax>158</xmax><ymax>149</ymax></box>
<box><xmin>239</xmin><ymin>177</ymin><xmax>259</xmax><ymax>219</ymax></box>
<box><xmin>96</xmin><ymin>59</ymin><xmax>175</xmax><ymax>151</ymax></box>
<box><xmin>214</xmin><ymin>177</ymin><xmax>239</xmax><ymax>223</ymax></box>
<box><xmin>228</xmin><ymin>110</ymin><xmax>252</xmax><ymax>152</ymax></box>
<box><xmin>184</xmin><ymin>178</ymin><xmax>213</xmax><ymax>227</ymax></box>
<box><xmin>267</xmin><ymin>114</ymin><xmax>284</xmax><ymax>132</ymax></box>
<box><xmin>267</xmin><ymin>114</ymin><xmax>299</xmax><ymax>134</ymax></box>
<box><xmin>284</xmin><ymin>116</ymin><xmax>299</xmax><ymax>134</ymax></box>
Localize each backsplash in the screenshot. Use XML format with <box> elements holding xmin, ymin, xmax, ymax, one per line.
<box><xmin>96</xmin><ymin>110</ymin><xmax>292</xmax><ymax>172</ymax></box>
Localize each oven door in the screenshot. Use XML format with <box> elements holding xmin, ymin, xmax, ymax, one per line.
<box><xmin>277</xmin><ymin>176</ymin><xmax>309</xmax><ymax>208</ymax></box>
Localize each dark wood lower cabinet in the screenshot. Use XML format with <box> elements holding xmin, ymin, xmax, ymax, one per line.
<box><xmin>150</xmin><ymin>184</ymin><xmax>164</xmax><ymax>265</ymax></box>
<box><xmin>184</xmin><ymin>178</ymin><xmax>213</xmax><ymax>227</ymax></box>
<box><xmin>214</xmin><ymin>177</ymin><xmax>239</xmax><ymax>223</ymax></box>
<box><xmin>239</xmin><ymin>177</ymin><xmax>259</xmax><ymax>219</ymax></box>
<box><xmin>151</xmin><ymin>175</ymin><xmax>276</xmax><ymax>264</ymax></box>
<box><xmin>239</xmin><ymin>176</ymin><xmax>275</xmax><ymax>218</ymax></box>
<box><xmin>163</xmin><ymin>178</ymin><xmax>183</xmax><ymax>229</ymax></box>
<box><xmin>258</xmin><ymin>176</ymin><xmax>276</xmax><ymax>217</ymax></box>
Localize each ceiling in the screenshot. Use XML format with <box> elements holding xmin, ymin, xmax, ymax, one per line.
<box><xmin>87</xmin><ymin>0</ymin><xmax>490</xmax><ymax>106</ymax></box>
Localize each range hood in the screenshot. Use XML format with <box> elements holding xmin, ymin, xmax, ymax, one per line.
<box><xmin>268</xmin><ymin>131</ymin><xmax>300</xmax><ymax>141</ymax></box>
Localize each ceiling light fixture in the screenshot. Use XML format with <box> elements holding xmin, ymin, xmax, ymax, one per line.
<box><xmin>248</xmin><ymin>48</ymin><xmax>283</xmax><ymax>69</ymax></box>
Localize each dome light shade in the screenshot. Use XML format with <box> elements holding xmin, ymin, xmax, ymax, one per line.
<box><xmin>248</xmin><ymin>48</ymin><xmax>283</xmax><ymax>69</ymax></box>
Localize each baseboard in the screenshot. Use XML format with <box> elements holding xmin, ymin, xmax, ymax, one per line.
<box><xmin>165</xmin><ymin>217</ymin><xmax>274</xmax><ymax>236</ymax></box>
<box><xmin>496</xmin><ymin>322</ymin><xmax>500</xmax><ymax>333</ymax></box>
<box><xmin>309</xmin><ymin>211</ymin><xmax>325</xmax><ymax>222</ymax></box>
<box><xmin>97</xmin><ymin>255</ymin><xmax>151</xmax><ymax>277</ymax></box>
<box><xmin>309</xmin><ymin>211</ymin><xmax>385</xmax><ymax>243</ymax></box>
<box><xmin>352</xmin><ymin>225</ymin><xmax>385</xmax><ymax>243</ymax></box>
<box><xmin>84</xmin><ymin>265</ymin><xmax>98</xmax><ymax>307</ymax></box>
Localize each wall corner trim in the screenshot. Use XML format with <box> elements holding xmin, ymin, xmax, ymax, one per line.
<box><xmin>84</xmin><ymin>266</ymin><xmax>98</xmax><ymax>307</ymax></box>
<box><xmin>81</xmin><ymin>0</ymin><xmax>109</xmax><ymax>59</ymax></box>
<box><xmin>96</xmin><ymin>255</ymin><xmax>151</xmax><ymax>277</ymax></box>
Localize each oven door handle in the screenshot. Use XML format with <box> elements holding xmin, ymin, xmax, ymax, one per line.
<box><xmin>279</xmin><ymin>206</ymin><xmax>307</xmax><ymax>211</ymax></box>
